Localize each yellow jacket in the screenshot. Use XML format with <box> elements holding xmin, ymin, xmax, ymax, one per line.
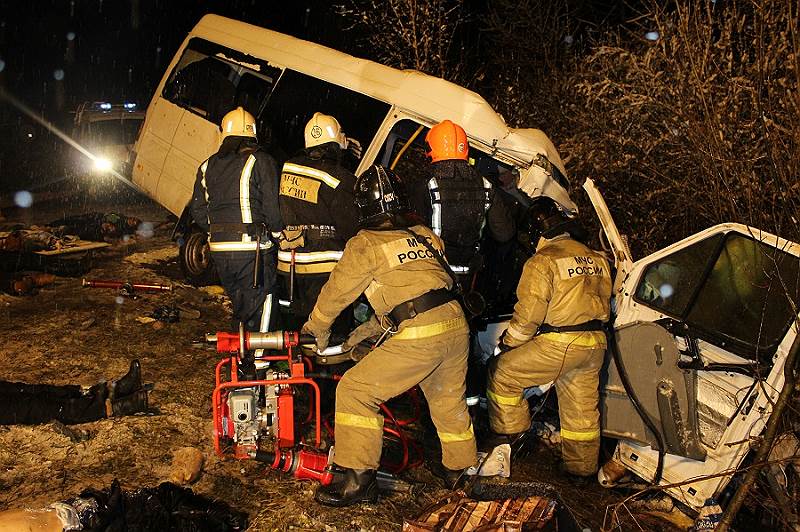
<box><xmin>505</xmin><ymin>234</ymin><xmax>612</xmax><ymax>347</ymax></box>
<box><xmin>310</xmin><ymin>225</ymin><xmax>456</xmax><ymax>329</ymax></box>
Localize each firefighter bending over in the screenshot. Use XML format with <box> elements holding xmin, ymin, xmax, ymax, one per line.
<box><xmin>278</xmin><ymin>112</ymin><xmax>360</xmax><ymax>328</ymax></box>
<box><xmin>191</xmin><ymin>107</ymin><xmax>283</xmax><ymax>347</ymax></box>
<box><xmin>302</xmin><ymin>165</ymin><xmax>477</xmax><ymax>506</ymax></box>
<box><xmin>412</xmin><ymin>119</ymin><xmax>514</xmax><ymax>275</ymax></box>
<box><xmin>487</xmin><ymin>197</ymin><xmax>611</xmax><ymax>479</ymax></box>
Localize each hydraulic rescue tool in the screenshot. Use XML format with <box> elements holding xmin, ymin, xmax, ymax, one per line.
<box><xmin>82</xmin><ymin>278</ymin><xmax>173</xmax><ymax>296</ymax></box>
<box><xmin>206</xmin><ymin>326</ymin><xmax>414</xmax><ymax>492</ymax></box>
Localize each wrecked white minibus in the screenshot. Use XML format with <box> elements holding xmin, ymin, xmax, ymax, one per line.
<box><xmin>130</xmin><ymin>14</ymin><xmax>572</xmax><ymax>284</ymax></box>
<box><xmin>131</xmin><ymin>13</ymin><xmax>799</xmax><ymax>519</ymax></box>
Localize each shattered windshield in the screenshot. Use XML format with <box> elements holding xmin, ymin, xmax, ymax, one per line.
<box><xmin>635</xmin><ymin>232</ymin><xmax>800</xmax><ymax>361</ymax></box>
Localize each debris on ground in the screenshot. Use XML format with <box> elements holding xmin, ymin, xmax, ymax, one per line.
<box><xmin>177</xmin><ymin>304</ymin><xmax>201</xmax><ymax>320</ymax></box>
<box><xmin>200</xmin><ymin>285</ymin><xmax>226</xmax><ymax>296</ymax></box>
<box><xmin>48</xmin><ymin>212</ymin><xmax>143</xmax><ymax>242</ymax></box>
<box><xmin>6</xmin><ymin>272</ymin><xmax>57</xmax><ymax>296</ymax></box>
<box><xmin>0</xmin><ymin>227</ymin><xmax>79</xmax><ymax>252</ymax></box>
<box><xmin>170</xmin><ymin>447</ymin><xmax>205</xmax><ymax>485</ymax></box>
<box><xmin>623</xmin><ymin>493</ymin><xmax>696</xmax><ymax>530</ymax></box>
<box><xmin>404</xmin><ymin>481</ymin><xmax>580</xmax><ymax>531</ymax></box>
<box><xmin>150</xmin><ymin>305</ymin><xmax>180</xmax><ymax>323</ymax></box>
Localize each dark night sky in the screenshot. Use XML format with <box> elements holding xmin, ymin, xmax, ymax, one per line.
<box><xmin>0</xmin><ymin>0</ymin><xmax>348</xmax><ymax>116</ymax></box>
<box><xmin>0</xmin><ymin>0</ymin><xmax>350</xmax><ymax>187</ymax></box>
<box><xmin>0</xmin><ymin>0</ymin><xmax>636</xmax><ymax>189</ymax></box>
<box><xmin>0</xmin><ymin>0</ymin><xmax>636</xmax><ymax>117</ymax></box>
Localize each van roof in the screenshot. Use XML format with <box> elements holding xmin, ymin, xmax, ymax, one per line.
<box><xmin>193</xmin><ymin>17</ymin><xmax>554</xmax><ymax>160</ymax></box>
<box><xmin>191</xmin><ymin>15</ymin><xmax>575</xmax><ymax>210</ymax></box>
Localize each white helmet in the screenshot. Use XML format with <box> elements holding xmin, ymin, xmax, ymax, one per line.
<box><xmin>304</xmin><ymin>112</ymin><xmax>347</xmax><ymax>149</ymax></box>
<box><xmin>220</xmin><ymin>106</ymin><xmax>257</xmax><ymax>139</ymax></box>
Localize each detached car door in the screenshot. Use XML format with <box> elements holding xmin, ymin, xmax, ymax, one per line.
<box><xmin>601</xmin><ymin>222</ymin><xmax>800</xmax><ymax>509</ymax></box>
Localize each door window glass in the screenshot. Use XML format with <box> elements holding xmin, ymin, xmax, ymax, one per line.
<box><xmin>687</xmin><ymin>235</ymin><xmax>799</xmax><ymax>358</ymax></box>
<box><xmin>635</xmin><ymin>232</ymin><xmax>800</xmax><ymax>360</ymax></box>
<box><xmin>635</xmin><ymin>233</ymin><xmax>724</xmax><ymax>315</ymax></box>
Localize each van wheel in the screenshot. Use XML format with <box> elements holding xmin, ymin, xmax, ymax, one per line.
<box><xmin>179</xmin><ymin>230</ymin><xmax>218</xmax><ymax>286</ymax></box>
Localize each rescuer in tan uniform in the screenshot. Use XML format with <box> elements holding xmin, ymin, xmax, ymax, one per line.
<box><xmin>302</xmin><ymin>165</ymin><xmax>477</xmax><ymax>507</ymax></box>
<box><xmin>487</xmin><ymin>196</ymin><xmax>611</xmax><ymax>478</ymax></box>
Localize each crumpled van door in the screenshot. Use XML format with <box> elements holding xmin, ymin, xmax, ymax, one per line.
<box><xmin>603</xmin><ymin>221</ymin><xmax>800</xmax><ymax>509</ymax></box>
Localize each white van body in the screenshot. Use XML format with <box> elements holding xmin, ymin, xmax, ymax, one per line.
<box><xmin>132</xmin><ymin>14</ymin><xmax>573</xmax><ymax>221</ymax></box>
<box><xmin>131</xmin><ymin>14</ymin><xmax>574</xmax><ymax>283</ymax></box>
<box><xmin>594</xmin><ymin>198</ymin><xmax>799</xmax><ymax>509</ymax></box>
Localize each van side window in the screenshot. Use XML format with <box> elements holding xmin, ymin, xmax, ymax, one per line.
<box><xmin>262</xmin><ymin>70</ymin><xmax>390</xmax><ymax>171</ymax></box>
<box><xmin>162</xmin><ymin>38</ymin><xmax>280</xmax><ymax>127</ymax></box>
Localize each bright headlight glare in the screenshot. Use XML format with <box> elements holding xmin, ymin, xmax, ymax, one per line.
<box><xmin>94</xmin><ymin>157</ymin><xmax>113</xmax><ymax>171</ymax></box>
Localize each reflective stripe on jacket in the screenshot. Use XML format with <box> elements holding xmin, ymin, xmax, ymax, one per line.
<box><xmin>278</xmin><ymin>149</ymin><xmax>359</xmax><ymax>273</ymax></box>
<box><xmin>190</xmin><ymin>136</ymin><xmax>283</xmax><ymax>250</ymax></box>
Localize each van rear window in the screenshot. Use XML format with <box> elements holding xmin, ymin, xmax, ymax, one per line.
<box><xmin>162</xmin><ymin>38</ymin><xmax>281</xmax><ymax>127</ymax></box>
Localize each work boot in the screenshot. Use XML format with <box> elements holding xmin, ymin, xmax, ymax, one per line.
<box><xmin>484</xmin><ymin>431</ymin><xmax>523</xmax><ymax>450</ymax></box>
<box><xmin>315</xmin><ymin>468</ymin><xmax>378</xmax><ymax>507</ymax></box>
<box><xmin>111</xmin><ymin>360</ymin><xmax>143</xmax><ymax>398</ymax></box>
<box><xmin>111</xmin><ymin>390</ymin><xmax>149</xmax><ymax>417</ymax></box>
<box><xmin>430</xmin><ymin>463</ymin><xmax>468</xmax><ymax>490</ymax></box>
<box><xmin>558</xmin><ymin>462</ymin><xmax>594</xmax><ymax>487</ymax></box>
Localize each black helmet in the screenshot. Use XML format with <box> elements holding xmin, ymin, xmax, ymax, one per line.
<box><xmin>525</xmin><ymin>196</ymin><xmax>574</xmax><ymax>243</ymax></box>
<box><xmin>354</xmin><ymin>165</ymin><xmax>412</xmax><ymax>227</ymax></box>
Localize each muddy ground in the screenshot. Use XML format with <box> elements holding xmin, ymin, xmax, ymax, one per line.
<box><xmin>0</xmin><ymin>180</ymin><xmax>675</xmax><ymax>531</ymax></box>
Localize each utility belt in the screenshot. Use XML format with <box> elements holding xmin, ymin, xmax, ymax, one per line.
<box><xmin>387</xmin><ymin>288</ymin><xmax>457</xmax><ymax>328</ymax></box>
<box><xmin>536</xmin><ymin>320</ymin><xmax>606</xmax><ymax>335</ymax></box>
<box><xmin>210</xmin><ymin>222</ymin><xmax>267</xmax><ymax>238</ymax></box>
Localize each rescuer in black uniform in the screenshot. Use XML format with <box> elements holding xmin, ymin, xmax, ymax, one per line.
<box><xmin>277</xmin><ymin>112</ymin><xmax>360</xmax><ymax>329</ymax></box>
<box><xmin>412</xmin><ymin>120</ymin><xmax>515</xmax><ymax>276</ymax></box>
<box><xmin>191</xmin><ymin>106</ymin><xmax>283</xmax><ymax>340</ymax></box>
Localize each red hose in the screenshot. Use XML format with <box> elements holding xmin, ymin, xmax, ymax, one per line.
<box><xmin>308</xmin><ymin>374</ymin><xmax>423</xmax><ymax>473</ymax></box>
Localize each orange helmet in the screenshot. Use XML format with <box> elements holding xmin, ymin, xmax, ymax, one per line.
<box><xmin>425</xmin><ymin>120</ymin><xmax>469</xmax><ymax>163</ymax></box>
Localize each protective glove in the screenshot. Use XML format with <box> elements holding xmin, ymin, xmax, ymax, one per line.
<box><xmin>493</xmin><ymin>330</ymin><xmax>516</xmax><ymax>356</ymax></box>
<box><xmin>346</xmin><ymin>137</ymin><xmax>363</xmax><ymax>160</ymax></box>
<box><xmin>342</xmin><ymin>315</ymin><xmax>383</xmax><ymax>351</ymax></box>
<box><xmin>302</xmin><ymin>318</ymin><xmax>331</xmax><ymax>352</ymax></box>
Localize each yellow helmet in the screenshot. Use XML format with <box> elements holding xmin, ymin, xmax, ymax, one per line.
<box><xmin>304</xmin><ymin>112</ymin><xmax>347</xmax><ymax>149</ymax></box>
<box><xmin>220</xmin><ymin>106</ymin><xmax>257</xmax><ymax>139</ymax></box>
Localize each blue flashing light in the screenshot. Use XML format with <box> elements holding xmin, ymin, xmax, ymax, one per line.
<box><xmin>124</xmin><ymin>102</ymin><xmax>137</xmax><ymax>110</ymax></box>
<box><xmin>99</xmin><ymin>102</ymin><xmax>112</xmax><ymax>110</ymax></box>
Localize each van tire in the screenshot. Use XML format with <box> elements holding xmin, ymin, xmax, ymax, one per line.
<box><xmin>179</xmin><ymin>230</ymin><xmax>219</xmax><ymax>286</ymax></box>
